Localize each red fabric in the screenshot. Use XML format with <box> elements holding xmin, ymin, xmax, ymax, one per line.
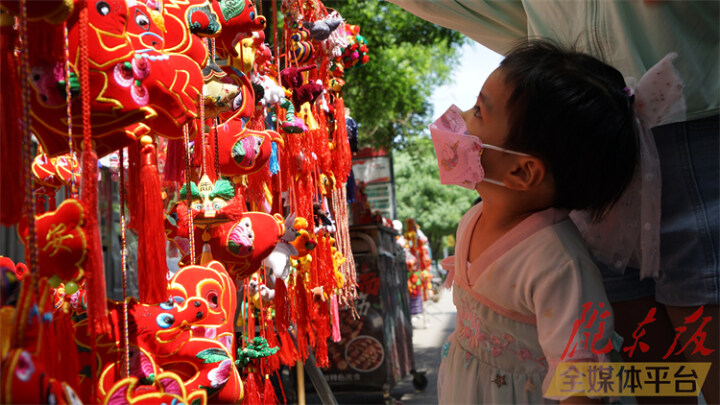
<box><xmin>161</xmin><ymin>0</ymin><xmax>217</xmax><ymax>66</ymax></box>
<box><xmin>56</xmin><ymin>308</ymin><xmax>81</xmax><ymax>392</ymax></box>
<box><xmin>31</xmin><ymin>0</ymin><xmax>156</xmax><ymax>157</ymax></box>
<box><xmin>125</xmin><ymin>1</ymin><xmax>203</xmax><ymax>141</ymax></box>
<box><xmin>217</xmin><ymin>119</ymin><xmax>283</xmax><ymax>177</ymax></box>
<box><xmin>17</xmin><ymin>199</ymin><xmax>87</xmax><ymax>281</ymax></box>
<box><xmin>191</xmin><ymin>212</ymin><xmax>285</xmax><ymax>279</ymax></box>
<box><xmin>0</xmin><ymin>24</ymin><xmax>24</xmax><ymax>226</ymax></box>
<box><xmin>212</xmin><ymin>0</ymin><xmax>266</xmax><ymax>58</ymax></box>
<box><xmin>28</xmin><ymin>0</ymin><xmax>204</xmax><ymax>158</ymax></box>
<box><xmin>0</xmin><ymin>276</ymin><xmax>79</xmax><ymax>404</ymax></box>
<box><xmin>74</xmin><ymin>261</ymin><xmax>242</xmax><ymax>403</ymax></box>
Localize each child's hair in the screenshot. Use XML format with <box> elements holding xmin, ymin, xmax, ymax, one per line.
<box><xmin>499</xmin><ymin>39</ymin><xmax>638</xmax><ymax>220</ymax></box>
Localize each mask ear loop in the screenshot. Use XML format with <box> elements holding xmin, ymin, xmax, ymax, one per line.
<box><xmin>479</xmin><ymin>145</ymin><xmax>532</xmax><ymax>187</ymax></box>
<box><xmin>481</xmin><ymin>144</ymin><xmax>530</xmax><ymax>156</ymax></box>
<box><xmin>481</xmin><ymin>178</ymin><xmax>507</xmax><ymax>187</ymax></box>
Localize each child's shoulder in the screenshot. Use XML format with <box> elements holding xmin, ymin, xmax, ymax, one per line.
<box><xmin>519</xmin><ymin>218</ymin><xmax>597</xmax><ymax>275</ymax></box>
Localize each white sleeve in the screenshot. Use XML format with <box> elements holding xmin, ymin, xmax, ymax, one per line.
<box><xmin>531</xmin><ymin>258</ymin><xmax>617</xmax><ymax>400</ymax></box>
<box><xmin>387</xmin><ymin>0</ymin><xmax>528</xmax><ymax>55</ymax></box>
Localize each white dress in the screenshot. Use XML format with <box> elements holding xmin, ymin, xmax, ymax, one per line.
<box><xmin>438</xmin><ymin>204</ymin><xmax>622</xmax><ymax>404</ymax></box>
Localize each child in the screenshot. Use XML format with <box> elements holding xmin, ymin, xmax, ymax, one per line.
<box><xmin>433</xmin><ymin>39</ymin><xmax>637</xmax><ymax>403</ymax></box>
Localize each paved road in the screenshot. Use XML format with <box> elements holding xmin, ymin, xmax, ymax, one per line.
<box><xmin>391</xmin><ymin>287</ymin><xmax>456</xmax><ymax>405</ymax></box>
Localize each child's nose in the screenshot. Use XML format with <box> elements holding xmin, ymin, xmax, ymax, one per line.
<box><xmin>460</xmin><ymin>107</ymin><xmax>473</xmax><ymax>127</ymax></box>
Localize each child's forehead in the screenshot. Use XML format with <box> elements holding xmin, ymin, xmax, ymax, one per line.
<box><xmin>477</xmin><ymin>69</ymin><xmax>509</xmax><ymax>107</ymax></box>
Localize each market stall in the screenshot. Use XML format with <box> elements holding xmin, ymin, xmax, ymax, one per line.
<box><xmin>0</xmin><ymin>0</ymin><xmax>370</xmax><ymax>403</ymax></box>
<box><xmin>313</xmin><ymin>224</ymin><xmax>414</xmax><ymax>400</ymax></box>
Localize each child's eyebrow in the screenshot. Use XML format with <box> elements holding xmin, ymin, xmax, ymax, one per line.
<box><xmin>479</xmin><ymin>91</ymin><xmax>491</xmax><ymax>111</ymax></box>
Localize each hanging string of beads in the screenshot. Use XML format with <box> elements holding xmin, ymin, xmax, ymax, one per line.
<box><xmin>183</xmin><ymin>123</ymin><xmax>196</xmax><ymax>264</ymax></box>
<box><xmin>119</xmin><ymin>148</ymin><xmax>130</xmax><ymax>378</ymax></box>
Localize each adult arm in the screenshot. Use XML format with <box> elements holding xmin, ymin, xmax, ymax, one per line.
<box><xmin>388</xmin><ymin>0</ymin><xmax>527</xmax><ymax>55</ymax></box>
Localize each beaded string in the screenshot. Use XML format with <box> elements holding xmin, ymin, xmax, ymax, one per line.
<box><xmin>206</xmin><ymin>38</ymin><xmax>220</xmax><ymax>180</ymax></box>
<box><xmin>257</xmin><ymin>271</ymin><xmax>267</xmax><ymax>379</ymax></box>
<box><xmin>199</xmin><ymin>92</ymin><xmax>207</xmax><ymax>175</ymax></box>
<box><xmin>213</xmin><ymin>118</ymin><xmax>220</xmax><ymax>180</ymax></box>
<box><xmin>183</xmin><ymin>124</ymin><xmax>196</xmax><ymax>264</ymax></box>
<box><xmin>64</xmin><ymin>22</ymin><xmax>77</xmax><ymax>198</ymax></box>
<box><xmin>19</xmin><ymin>0</ymin><xmax>38</xmax><ymax>276</ymax></box>
<box><xmin>119</xmin><ymin>148</ymin><xmax>130</xmax><ymax>378</ymax></box>
<box><xmin>272</xmin><ymin>0</ymin><xmax>279</xmax><ymax>76</ymax></box>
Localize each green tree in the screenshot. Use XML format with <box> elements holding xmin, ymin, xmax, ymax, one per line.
<box><xmin>323</xmin><ymin>0</ymin><xmax>473</xmax><ymax>259</ymax></box>
<box><xmin>260</xmin><ymin>0</ymin><xmax>471</xmax><ymax>259</ymax></box>
<box><xmin>326</xmin><ymin>0</ymin><xmax>472</xmax><ymax>259</ymax></box>
<box><xmin>394</xmin><ymin>136</ymin><xmax>478</xmax><ymax>258</ymax></box>
<box><xmin>325</xmin><ymin>0</ymin><xmax>466</xmax><ymax>150</ymax></box>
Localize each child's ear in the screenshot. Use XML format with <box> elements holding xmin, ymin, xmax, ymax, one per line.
<box><xmin>504</xmin><ymin>156</ymin><xmax>547</xmax><ymax>190</ymax></box>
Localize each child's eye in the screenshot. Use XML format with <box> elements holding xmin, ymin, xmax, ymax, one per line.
<box><xmin>473</xmin><ymin>105</ymin><xmax>482</xmax><ymax>119</ymax></box>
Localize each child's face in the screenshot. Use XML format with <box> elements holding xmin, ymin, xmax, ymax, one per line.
<box><xmin>462</xmin><ymin>68</ymin><xmax>511</xmax><ymax>146</ymax></box>
<box><xmin>461</xmin><ymin>68</ymin><xmax>515</xmax><ymax>190</ymax></box>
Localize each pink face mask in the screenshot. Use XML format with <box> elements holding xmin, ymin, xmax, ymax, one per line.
<box><xmin>430</xmin><ymin>104</ymin><xmax>528</xmax><ymax>189</ymax></box>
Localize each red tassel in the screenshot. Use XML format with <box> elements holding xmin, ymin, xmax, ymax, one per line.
<box><xmin>137</xmin><ymin>140</ymin><xmax>168</xmax><ymax>304</ymax></box>
<box><xmin>264</xmin><ymin>321</ymin><xmax>281</xmax><ymax>375</ymax></box>
<box><xmin>81</xmin><ymin>149</ymin><xmax>111</xmax><ymax>336</ymax></box>
<box><xmin>312</xmin><ymin>106</ymin><xmax>332</xmax><ymax>174</ymax></box>
<box><xmin>242</xmin><ymin>372</ymin><xmax>262</xmax><ymax>405</ymax></box>
<box><xmin>246</xmin><ymin>169</ymin><xmax>271</xmax><ymax>211</ymax></box>
<box><xmin>315</xmin><ymin>340</ymin><xmax>329</xmax><ymax>368</ymax></box>
<box><xmin>277</xmin><ymin>329</ymin><xmax>298</xmax><ymax>367</ymax></box>
<box><xmin>218</xmin><ymin>195</ymin><xmax>246</xmax><ymax>221</ymax></box>
<box><xmin>0</xmin><ymin>24</ymin><xmax>24</xmax><ymax>226</ymax></box>
<box><xmin>295</xmin><ymin>280</ymin><xmax>310</xmax><ymax>362</ymax></box>
<box><xmin>263</xmin><ymin>375</ymin><xmax>278</xmax><ymax>405</ymax></box>
<box><xmin>126</xmin><ymin>142</ymin><xmax>142</xmax><ymax>231</ymax></box>
<box><xmin>332</xmin><ymin>98</ymin><xmax>351</xmax><ymax>183</ymax></box>
<box><xmin>319</xmin><ymin>237</ymin><xmax>334</xmax><ymax>291</ymax></box>
<box><xmin>163</xmin><ymin>138</ymin><xmax>185</xmax><ymax>182</ymax></box>
<box><xmin>274</xmin><ymin>279</ymin><xmax>289</xmax><ymax>331</ymax></box>
<box><xmin>247</xmin><ymin>106</ymin><xmax>266</xmax><ymax>131</ymax></box>
<box><xmin>314</xmin><ymin>299</ymin><xmax>330</xmax><ymax>368</ymax></box>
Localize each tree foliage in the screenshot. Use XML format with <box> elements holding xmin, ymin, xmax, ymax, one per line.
<box><xmin>321</xmin><ymin>0</ymin><xmax>473</xmax><ymax>259</ymax></box>
<box><xmin>394</xmin><ymin>136</ymin><xmax>478</xmax><ymax>258</ymax></box>
<box><xmin>326</xmin><ymin>0</ymin><xmax>466</xmax><ymax>150</ymax></box>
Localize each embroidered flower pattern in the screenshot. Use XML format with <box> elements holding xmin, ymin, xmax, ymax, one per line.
<box><xmin>454</xmin><ymin>295</ymin><xmax>545</xmax><ymax>367</ymax></box>
<box><xmin>207</xmin><ymin>359</ymin><xmax>233</xmax><ymax>388</ymax></box>
<box><xmin>15</xmin><ymin>351</ymin><xmax>35</xmax><ymax>382</ymax></box>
